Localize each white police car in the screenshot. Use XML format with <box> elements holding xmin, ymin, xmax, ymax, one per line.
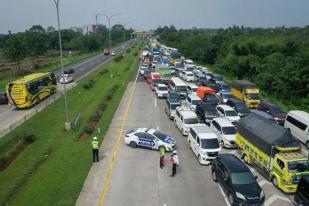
<box><xmin>125</xmin><ymin>128</ymin><xmax>176</xmax><ymax>152</ymax></box>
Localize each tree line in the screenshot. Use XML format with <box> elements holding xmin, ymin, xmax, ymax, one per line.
<box><xmin>156</xmin><ymin>25</ymin><xmax>309</xmax><ymax>111</ymax></box>
<box><xmin>0</xmin><ymin>24</ymin><xmax>133</xmax><ymax>73</ymax></box>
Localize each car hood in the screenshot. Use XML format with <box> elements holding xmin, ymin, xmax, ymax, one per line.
<box><xmin>222</xmin><ymin>134</ymin><xmax>236</xmax><ymax>141</ymax></box>
<box><xmin>234</xmin><ymin>183</ymin><xmax>262</xmax><ymax>200</ymax></box>
<box><xmin>163</xmin><ymin>136</ymin><xmax>175</xmax><ymax>144</ymax></box>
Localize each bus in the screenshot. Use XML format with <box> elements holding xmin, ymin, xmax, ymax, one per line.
<box><xmin>7</xmin><ymin>72</ymin><xmax>57</xmax><ymax>109</ymax></box>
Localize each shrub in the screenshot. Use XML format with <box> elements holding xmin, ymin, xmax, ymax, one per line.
<box><xmin>114</xmin><ymin>55</ymin><xmax>123</xmax><ymax>62</ymax></box>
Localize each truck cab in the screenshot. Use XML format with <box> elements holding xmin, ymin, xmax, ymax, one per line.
<box><xmin>231</xmin><ymin>80</ymin><xmax>260</xmax><ymax>109</ymax></box>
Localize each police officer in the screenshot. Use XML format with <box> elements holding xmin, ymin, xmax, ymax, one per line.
<box><xmin>92</xmin><ymin>136</ymin><xmax>99</xmax><ymax>162</ymax></box>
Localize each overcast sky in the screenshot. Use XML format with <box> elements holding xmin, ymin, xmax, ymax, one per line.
<box><xmin>0</xmin><ymin>0</ymin><xmax>309</xmax><ymax>34</ymax></box>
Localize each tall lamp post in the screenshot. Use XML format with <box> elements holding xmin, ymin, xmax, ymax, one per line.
<box><xmin>53</xmin><ymin>0</ymin><xmax>71</xmax><ymax>131</ymax></box>
<box><xmin>95</xmin><ymin>13</ymin><xmax>120</xmax><ymax>52</ymax></box>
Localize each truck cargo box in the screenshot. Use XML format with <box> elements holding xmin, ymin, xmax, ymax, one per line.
<box><xmin>231</xmin><ymin>80</ymin><xmax>256</xmax><ymax>91</ymax></box>
<box><xmin>237</xmin><ymin>113</ymin><xmax>299</xmax><ymax>156</ymax></box>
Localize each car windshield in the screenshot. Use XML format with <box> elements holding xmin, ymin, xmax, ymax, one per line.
<box><xmin>225</xmin><ymin>110</ymin><xmax>238</xmax><ymax>116</ymax></box>
<box><xmin>222</xmin><ymin>127</ymin><xmax>236</xmax><ymax>135</ymax></box>
<box><xmin>205</xmin><ymin>95</ymin><xmax>217</xmax><ymax>100</ymax></box>
<box><xmin>187</xmin><ymin>73</ymin><xmax>193</xmax><ymax>76</ymax></box>
<box><xmin>153</xmin><ymin>131</ymin><xmax>170</xmax><ymax>142</ymax></box>
<box><xmin>271</xmin><ymin>106</ymin><xmax>285</xmax><ymax>114</ymax></box>
<box><xmin>247</xmin><ymin>93</ymin><xmax>259</xmax><ymax>100</ymax></box>
<box><xmin>205</xmin><ymin>110</ymin><xmax>218</xmax><ymax>117</ymax></box>
<box><xmin>231</xmin><ymin>172</ymin><xmax>256</xmax><ymax>185</ymax></box>
<box><xmin>171</xmin><ymin>104</ymin><xmax>180</xmax><ymax>110</ymax></box>
<box><xmin>184</xmin><ymin>118</ymin><xmax>198</xmax><ymax>124</ymax></box>
<box><xmin>201</xmin><ymin>138</ymin><xmax>219</xmax><ymax>149</ymax></box>
<box><xmin>191</xmin><ymin>100</ymin><xmax>201</xmax><ymax>105</ymax></box>
<box><xmin>222</xmin><ymin>93</ymin><xmax>233</xmax><ymax>99</ymax></box>
<box><xmin>159</xmin><ymin>86</ymin><xmax>167</xmax><ymax>91</ymax></box>
<box><xmin>154</xmin><ymin>79</ymin><xmax>163</xmax><ymax>84</ymax></box>
<box><xmin>288</xmin><ymin>160</ymin><xmax>309</xmax><ymax>173</ymax></box>
<box><xmin>177</xmin><ymin>86</ymin><xmax>187</xmax><ymax>92</ymax></box>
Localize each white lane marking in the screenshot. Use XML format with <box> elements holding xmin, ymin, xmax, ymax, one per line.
<box><xmin>264</xmin><ymin>194</ymin><xmax>292</xmax><ymax>206</ymax></box>
<box><xmin>217</xmin><ymin>184</ymin><xmax>231</xmax><ymax>206</ymax></box>
<box><xmin>258</xmin><ymin>179</ymin><xmax>271</xmax><ymax>187</ymax></box>
<box><xmin>154</xmin><ymin>97</ymin><xmax>157</xmax><ymax>108</ymax></box>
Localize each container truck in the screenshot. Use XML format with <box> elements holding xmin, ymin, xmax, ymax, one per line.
<box><xmin>230</xmin><ymin>80</ymin><xmax>260</xmax><ymax>108</ymax></box>
<box><xmin>236</xmin><ymin>113</ymin><xmax>309</xmax><ymax>193</ymax></box>
<box><xmin>155</xmin><ymin>66</ymin><xmax>172</xmax><ymax>84</ymax></box>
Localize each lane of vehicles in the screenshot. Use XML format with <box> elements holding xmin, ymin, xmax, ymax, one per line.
<box><xmin>126</xmin><ymin>40</ymin><xmax>309</xmax><ymax>204</ymax></box>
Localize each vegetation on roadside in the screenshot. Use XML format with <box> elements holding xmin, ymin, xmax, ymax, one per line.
<box><xmin>156</xmin><ymin>26</ymin><xmax>309</xmax><ymax>111</ymax></box>
<box><xmin>0</xmin><ymin>41</ymin><xmax>141</xmax><ymax>206</ymax></box>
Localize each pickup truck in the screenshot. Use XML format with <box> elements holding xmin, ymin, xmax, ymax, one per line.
<box><xmin>230</xmin><ymin>80</ymin><xmax>260</xmax><ymax>109</ymax></box>
<box><xmin>236</xmin><ymin>113</ymin><xmax>309</xmax><ymax>193</ymax></box>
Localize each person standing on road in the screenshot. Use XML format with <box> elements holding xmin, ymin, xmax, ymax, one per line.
<box><xmin>170</xmin><ymin>150</ymin><xmax>179</xmax><ymax>177</ymax></box>
<box><xmin>159</xmin><ymin>147</ymin><xmax>165</xmax><ymax>169</ymax></box>
<box><xmin>92</xmin><ymin>136</ymin><xmax>99</xmax><ymax>162</ymax></box>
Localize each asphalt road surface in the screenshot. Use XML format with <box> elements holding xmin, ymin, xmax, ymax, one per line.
<box><xmin>76</xmin><ymin>71</ymin><xmax>294</xmax><ymax>206</ymax></box>
<box><xmin>0</xmin><ymin>40</ymin><xmax>136</xmax><ymax>138</ymax></box>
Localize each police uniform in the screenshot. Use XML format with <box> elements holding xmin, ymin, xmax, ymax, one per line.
<box><xmin>92</xmin><ymin>137</ymin><xmax>99</xmax><ymax>162</ymax></box>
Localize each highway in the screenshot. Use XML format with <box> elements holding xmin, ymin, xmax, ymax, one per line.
<box><xmin>0</xmin><ymin>40</ymin><xmax>136</xmax><ymax>138</ymax></box>
<box><xmin>76</xmin><ymin>72</ymin><xmax>294</xmax><ymax>206</ymax></box>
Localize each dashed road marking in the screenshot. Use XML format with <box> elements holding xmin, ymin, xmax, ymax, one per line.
<box><xmin>264</xmin><ymin>194</ymin><xmax>292</xmax><ymax>206</ymax></box>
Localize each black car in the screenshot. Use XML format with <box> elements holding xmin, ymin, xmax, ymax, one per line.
<box><xmin>167</xmin><ymin>90</ymin><xmax>180</xmax><ymax>102</ymax></box>
<box><xmin>226</xmin><ymin>99</ymin><xmax>250</xmax><ymax>118</ymax></box>
<box><xmin>0</xmin><ymin>91</ymin><xmax>8</xmax><ymax>104</ymax></box>
<box><xmin>195</xmin><ymin>102</ymin><xmax>218</xmax><ymax>124</ymax></box>
<box><xmin>294</xmin><ymin>175</ymin><xmax>309</xmax><ymax>206</ymax></box>
<box><xmin>211</xmin><ymin>154</ymin><xmax>265</xmax><ymax>206</ymax></box>
<box><xmin>257</xmin><ymin>100</ymin><xmax>287</xmax><ymax>125</ymax></box>
<box><xmin>203</xmin><ymin>94</ymin><xmax>220</xmax><ymax>105</ymax></box>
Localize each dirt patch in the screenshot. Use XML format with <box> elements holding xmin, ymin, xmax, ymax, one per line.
<box><xmin>0</xmin><ymin>134</ymin><xmax>35</xmax><ymax>172</ymax></box>
<box><xmin>77</xmin><ymin>85</ymin><xmax>119</xmax><ymax>141</ymax></box>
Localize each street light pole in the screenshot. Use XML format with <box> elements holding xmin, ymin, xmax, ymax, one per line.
<box><xmin>95</xmin><ymin>13</ymin><xmax>120</xmax><ymax>52</ymax></box>
<box><xmin>53</xmin><ymin>0</ymin><xmax>71</xmax><ymax>131</ymax></box>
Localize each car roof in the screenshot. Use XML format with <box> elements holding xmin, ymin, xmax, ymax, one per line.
<box><xmin>191</xmin><ymin>125</ymin><xmax>218</xmax><ymax>139</ymax></box>
<box><xmin>188</xmin><ymin>94</ymin><xmax>201</xmax><ymax>100</ymax></box>
<box><xmin>157</xmin><ymin>83</ymin><xmax>167</xmax><ymax>87</ymax></box>
<box><xmin>218</xmin><ymin>154</ymin><xmax>249</xmax><ymax>172</ymax></box>
<box><xmin>187</xmin><ymin>84</ymin><xmax>198</xmax><ymax>88</ymax></box>
<box><xmin>260</xmin><ymin>100</ymin><xmax>281</xmax><ymax>108</ymax></box>
<box><xmin>250</xmin><ymin>110</ymin><xmax>273</xmax><ymax>120</ymax></box>
<box><xmin>213</xmin><ymin>117</ymin><xmax>234</xmax><ymax>126</ymax></box>
<box><xmin>227</xmin><ymin>99</ymin><xmax>243</xmax><ymax>104</ymax></box>
<box><xmin>217</xmin><ymin>104</ymin><xmax>234</xmax><ymax>111</ymax></box>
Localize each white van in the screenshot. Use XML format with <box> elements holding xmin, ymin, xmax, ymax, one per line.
<box><xmin>185</xmin><ymin>94</ymin><xmax>201</xmax><ymax>110</ymax></box>
<box><xmin>210</xmin><ymin>118</ymin><xmax>237</xmax><ymax>148</ymax></box>
<box><xmin>188</xmin><ymin>124</ymin><xmax>221</xmax><ymax>165</ymax></box>
<box><xmin>284</xmin><ymin>111</ymin><xmax>309</xmax><ymax>148</ymax></box>
<box><xmin>184</xmin><ymin>59</ymin><xmax>195</xmax><ymax>70</ymax></box>
<box><xmin>187</xmin><ymin>84</ymin><xmax>198</xmax><ymax>95</ymax></box>
<box><xmin>174</xmin><ymin>106</ymin><xmax>199</xmax><ymax>136</ymax></box>
<box><xmin>182</xmin><ymin>71</ymin><xmax>194</xmax><ymax>82</ymax></box>
<box><xmin>170</xmin><ymin>77</ymin><xmax>188</xmax><ymax>99</ymax></box>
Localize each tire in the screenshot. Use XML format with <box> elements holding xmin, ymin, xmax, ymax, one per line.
<box><xmin>272</xmin><ymin>176</ymin><xmax>279</xmax><ymax>188</ymax></box>
<box><xmin>129</xmin><ymin>141</ymin><xmax>137</xmax><ymax>148</ymax></box>
<box><xmin>181</xmin><ymin>128</ymin><xmax>185</xmax><ymax>136</ymax></box>
<box><xmin>35</xmin><ymin>98</ymin><xmax>40</xmax><ymax>105</ymax></box>
<box><xmin>198</xmin><ymin>155</ymin><xmax>202</xmax><ymax>164</ymax></box>
<box><xmin>228</xmin><ymin>193</ymin><xmax>235</xmax><ymax>206</ymax></box>
<box><xmin>212</xmin><ymin>170</ymin><xmax>218</xmax><ymax>182</ymax></box>
<box><xmin>188</xmin><ymin>141</ymin><xmax>192</xmax><ymax>150</ymax></box>
<box><xmin>297</xmin><ymin>200</ymin><xmax>304</xmax><ymax>206</ymax></box>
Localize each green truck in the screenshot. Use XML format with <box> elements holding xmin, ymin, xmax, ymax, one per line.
<box><xmin>236</xmin><ymin>113</ymin><xmax>309</xmax><ymax>193</ymax></box>
<box><xmin>155</xmin><ymin>66</ymin><xmax>172</xmax><ymax>84</ymax></box>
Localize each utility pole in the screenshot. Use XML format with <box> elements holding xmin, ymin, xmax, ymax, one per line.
<box><xmin>53</xmin><ymin>0</ymin><xmax>71</xmax><ymax>131</ymax></box>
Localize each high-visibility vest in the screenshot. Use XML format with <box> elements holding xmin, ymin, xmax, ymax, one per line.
<box><xmin>92</xmin><ymin>140</ymin><xmax>99</xmax><ymax>149</ymax></box>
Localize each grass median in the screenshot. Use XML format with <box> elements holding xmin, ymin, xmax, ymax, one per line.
<box><xmin>0</xmin><ymin>42</ymin><xmax>141</xmax><ymax>206</ymax></box>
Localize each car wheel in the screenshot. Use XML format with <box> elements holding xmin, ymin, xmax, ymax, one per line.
<box><xmin>212</xmin><ymin>170</ymin><xmax>217</xmax><ymax>182</ymax></box>
<box><xmin>129</xmin><ymin>141</ymin><xmax>137</xmax><ymax>148</ymax></box>
<box><xmin>188</xmin><ymin>141</ymin><xmax>191</xmax><ymax>149</ymax></box>
<box><xmin>35</xmin><ymin>98</ymin><xmax>40</xmax><ymax>105</ymax></box>
<box><xmin>243</xmin><ymin>154</ymin><xmax>250</xmax><ymax>165</ymax></box>
<box><xmin>228</xmin><ymin>193</ymin><xmax>235</xmax><ymax>205</ymax></box>
<box><xmin>297</xmin><ymin>200</ymin><xmax>304</xmax><ymax>206</ymax></box>
<box><xmin>181</xmin><ymin>128</ymin><xmax>185</xmax><ymax>136</ymax></box>
<box><xmin>272</xmin><ymin>176</ymin><xmax>279</xmax><ymax>188</ymax></box>
<box><xmin>198</xmin><ymin>155</ymin><xmax>202</xmax><ymax>164</ymax></box>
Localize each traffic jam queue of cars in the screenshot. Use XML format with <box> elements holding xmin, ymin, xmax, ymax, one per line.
<box><xmin>125</xmin><ymin>40</ymin><xmax>309</xmax><ymax>206</ymax></box>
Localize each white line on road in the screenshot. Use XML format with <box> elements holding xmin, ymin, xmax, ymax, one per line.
<box><xmin>154</xmin><ymin>97</ymin><xmax>157</xmax><ymax>108</ymax></box>
<box><xmin>156</xmin><ymin>126</ymin><xmax>159</xmax><ymax>131</ymax></box>
<box><xmin>264</xmin><ymin>194</ymin><xmax>292</xmax><ymax>206</ymax></box>
<box><xmin>258</xmin><ymin>179</ymin><xmax>271</xmax><ymax>187</ymax></box>
<box><xmin>217</xmin><ymin>184</ymin><xmax>231</xmax><ymax>206</ymax></box>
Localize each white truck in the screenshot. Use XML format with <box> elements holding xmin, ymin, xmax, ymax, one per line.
<box><xmin>188</xmin><ymin>124</ymin><xmax>221</xmax><ymax>165</ymax></box>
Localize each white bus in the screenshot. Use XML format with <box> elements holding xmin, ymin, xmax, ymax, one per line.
<box><xmin>170</xmin><ymin>77</ymin><xmax>187</xmax><ymax>99</ymax></box>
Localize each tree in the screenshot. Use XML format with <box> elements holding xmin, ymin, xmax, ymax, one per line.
<box><xmin>3</xmin><ymin>34</ymin><xmax>27</xmax><ymax>74</ymax></box>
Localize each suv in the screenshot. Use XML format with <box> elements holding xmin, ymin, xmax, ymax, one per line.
<box><xmin>185</xmin><ymin>94</ymin><xmax>201</xmax><ymax>110</ymax></box>
<box><xmin>226</xmin><ymin>99</ymin><xmax>250</xmax><ymax>118</ymax></box>
<box><xmin>258</xmin><ymin>100</ymin><xmax>287</xmax><ymax>125</ymax></box>
<box><xmin>165</xmin><ymin>99</ymin><xmax>181</xmax><ymax>120</ymax></box>
<box><xmin>211</xmin><ymin>154</ymin><xmax>265</xmax><ymax>206</ymax></box>
<box><xmin>216</xmin><ymin>104</ymin><xmax>240</xmax><ymax>125</ymax></box>
<box><xmin>294</xmin><ymin>175</ymin><xmax>309</xmax><ymax>206</ymax></box>
<box><xmin>210</xmin><ymin>118</ymin><xmax>237</xmax><ymax>148</ymax></box>
<box><xmin>188</xmin><ymin>124</ymin><xmax>221</xmax><ymax>165</ymax></box>
<box><xmin>0</xmin><ymin>91</ymin><xmax>8</xmax><ymax>104</ymax></box>
<box><xmin>174</xmin><ymin>106</ymin><xmax>199</xmax><ymax>136</ymax></box>
<box><xmin>195</xmin><ymin>102</ymin><xmax>218</xmax><ymax>124</ymax></box>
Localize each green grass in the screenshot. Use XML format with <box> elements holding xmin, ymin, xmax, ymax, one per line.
<box><xmin>0</xmin><ymin>51</ymin><xmax>99</xmax><ymax>91</ymax></box>
<box><xmin>0</xmin><ymin>42</ymin><xmax>141</xmax><ymax>206</ymax></box>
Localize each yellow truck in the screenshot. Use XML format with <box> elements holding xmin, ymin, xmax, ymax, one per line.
<box><xmin>231</xmin><ymin>80</ymin><xmax>260</xmax><ymax>108</ymax></box>
<box><xmin>236</xmin><ymin>113</ymin><xmax>309</xmax><ymax>193</ymax></box>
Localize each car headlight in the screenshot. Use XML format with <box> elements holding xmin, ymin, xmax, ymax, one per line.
<box><xmin>236</xmin><ymin>192</ymin><xmax>246</xmax><ymax>200</ymax></box>
<box><xmin>274</xmin><ymin>117</ymin><xmax>279</xmax><ymax>120</ymax></box>
<box><xmin>260</xmin><ymin>191</ymin><xmax>264</xmax><ymax>199</ymax></box>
